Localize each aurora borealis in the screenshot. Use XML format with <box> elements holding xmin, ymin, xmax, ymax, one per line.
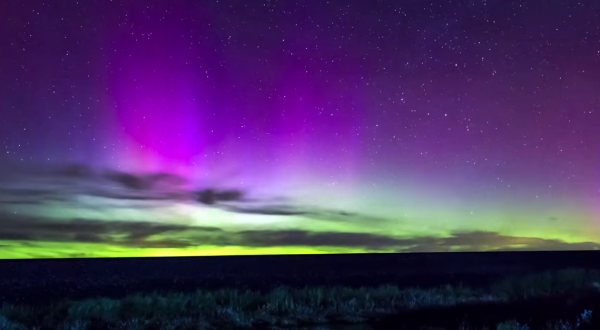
<box><xmin>0</xmin><ymin>0</ymin><xmax>599</xmax><ymax>259</ymax></box>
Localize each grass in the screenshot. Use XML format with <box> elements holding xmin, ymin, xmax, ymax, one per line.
<box><xmin>0</xmin><ymin>268</ymin><xmax>599</xmax><ymax>330</ymax></box>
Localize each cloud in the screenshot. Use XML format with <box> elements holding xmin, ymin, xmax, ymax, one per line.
<box><xmin>0</xmin><ymin>188</ymin><xmax>71</xmax><ymax>206</ymax></box>
<box><xmin>195</xmin><ymin>189</ymin><xmax>245</xmax><ymax>205</ymax></box>
<box><xmin>0</xmin><ymin>164</ymin><xmax>597</xmax><ymax>256</ymax></box>
<box><xmin>0</xmin><ymin>164</ymin><xmax>250</xmax><ymax>205</ymax></box>
<box><xmin>0</xmin><ymin>166</ymin><xmax>196</xmax><ymax>206</ymax></box>
<box><xmin>0</xmin><ymin>212</ymin><xmax>225</xmax><ymax>249</ymax></box>
<box><xmin>396</xmin><ymin>231</ymin><xmax>600</xmax><ymax>252</ymax></box>
<box><xmin>223</xmin><ymin>204</ymin><xmax>391</xmax><ymax>226</ymax></box>
<box><xmin>52</xmin><ymin>164</ymin><xmax>95</xmax><ymax>179</ymax></box>
<box><xmin>0</xmin><ymin>212</ymin><xmax>597</xmax><ymax>254</ymax></box>
<box><xmin>104</xmin><ymin>171</ymin><xmax>152</xmax><ymax>191</ymax></box>
<box><xmin>104</xmin><ymin>171</ymin><xmax>188</xmax><ymax>191</ymax></box>
<box><xmin>0</xmin><ymin>231</ymin><xmax>35</xmax><ymax>241</ymax></box>
<box><xmin>235</xmin><ymin>230</ymin><xmax>403</xmax><ymax>249</ymax></box>
<box><xmin>226</xmin><ymin>206</ymin><xmax>307</xmax><ymax>216</ymax></box>
<box><xmin>0</xmin><ymin>164</ymin><xmax>391</xmax><ymax>230</ymax></box>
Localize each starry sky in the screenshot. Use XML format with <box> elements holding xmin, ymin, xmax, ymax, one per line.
<box><xmin>0</xmin><ymin>0</ymin><xmax>599</xmax><ymax>259</ymax></box>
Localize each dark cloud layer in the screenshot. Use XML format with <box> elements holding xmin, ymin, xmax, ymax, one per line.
<box><xmin>0</xmin><ymin>164</ymin><xmax>248</xmax><ymax>205</ymax></box>
<box><xmin>104</xmin><ymin>171</ymin><xmax>188</xmax><ymax>191</ymax></box>
<box><xmin>0</xmin><ymin>212</ymin><xmax>597</xmax><ymax>253</ymax></box>
<box><xmin>226</xmin><ymin>206</ymin><xmax>308</xmax><ymax>216</ymax></box>
<box><xmin>0</xmin><ymin>212</ymin><xmax>224</xmax><ymax>249</ymax></box>
<box><xmin>195</xmin><ymin>189</ymin><xmax>245</xmax><ymax>205</ymax></box>
<box><xmin>0</xmin><ymin>164</ymin><xmax>392</xmax><ymax>229</ymax></box>
<box><xmin>0</xmin><ymin>164</ymin><xmax>596</xmax><ymax>256</ymax></box>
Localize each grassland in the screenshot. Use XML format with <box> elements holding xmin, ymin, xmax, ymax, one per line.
<box><xmin>0</xmin><ymin>268</ymin><xmax>599</xmax><ymax>330</ymax></box>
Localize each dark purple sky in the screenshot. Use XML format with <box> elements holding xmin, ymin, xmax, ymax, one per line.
<box><xmin>0</xmin><ymin>0</ymin><xmax>599</xmax><ymax>258</ymax></box>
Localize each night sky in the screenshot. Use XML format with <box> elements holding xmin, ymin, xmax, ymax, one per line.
<box><xmin>0</xmin><ymin>0</ymin><xmax>599</xmax><ymax>259</ymax></box>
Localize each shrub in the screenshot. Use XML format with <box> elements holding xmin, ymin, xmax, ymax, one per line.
<box><xmin>496</xmin><ymin>320</ymin><xmax>529</xmax><ymax>330</ymax></box>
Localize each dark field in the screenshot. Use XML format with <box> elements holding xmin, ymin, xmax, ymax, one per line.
<box><xmin>2</xmin><ymin>251</ymin><xmax>600</xmax><ymax>305</ymax></box>
<box><xmin>1</xmin><ymin>251</ymin><xmax>600</xmax><ymax>329</ymax></box>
